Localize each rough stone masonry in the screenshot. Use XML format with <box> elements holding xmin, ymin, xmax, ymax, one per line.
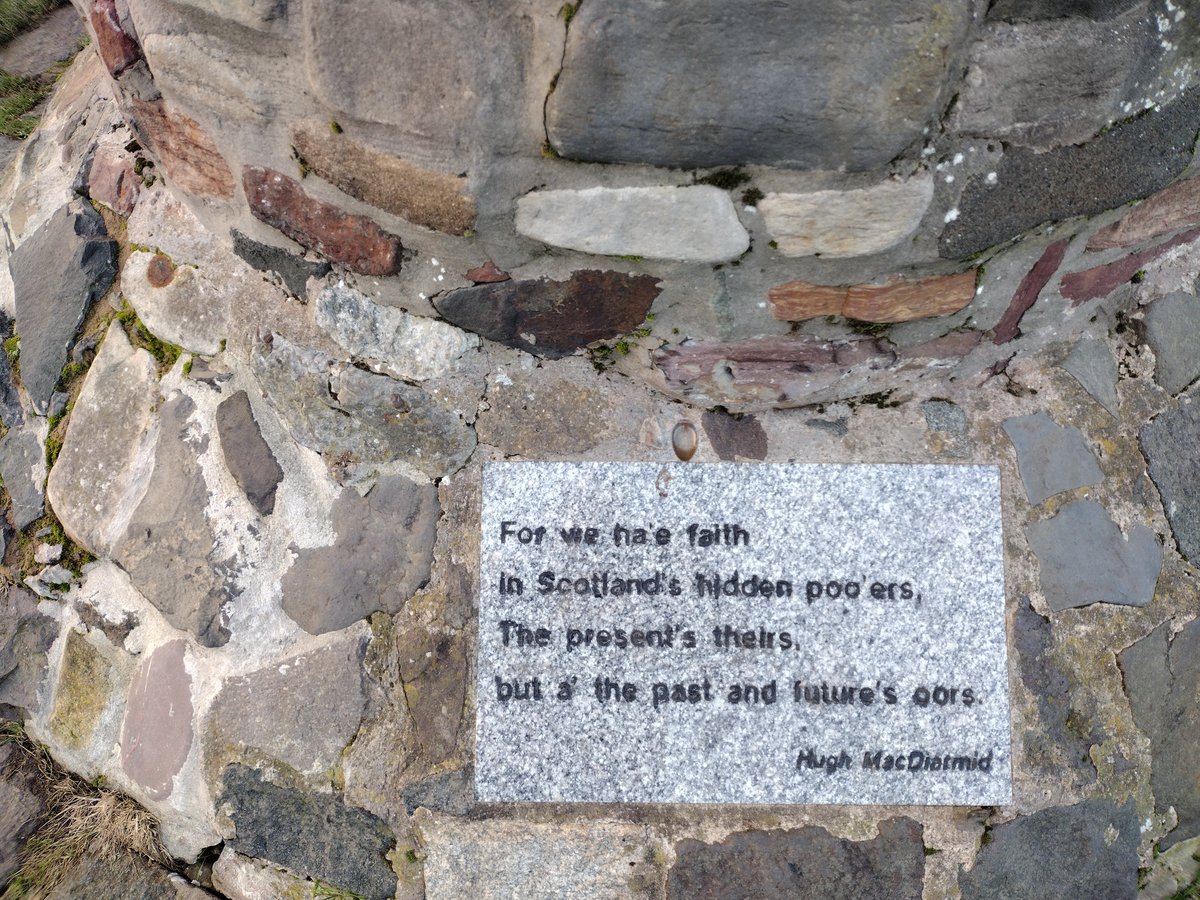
<box><xmin>0</xmin><ymin>0</ymin><xmax>1197</xmax><ymax>897</ymax></box>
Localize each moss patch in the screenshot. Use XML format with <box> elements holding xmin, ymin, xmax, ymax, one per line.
<box><xmin>47</xmin><ymin>632</ymin><xmax>111</xmax><ymax>750</ymax></box>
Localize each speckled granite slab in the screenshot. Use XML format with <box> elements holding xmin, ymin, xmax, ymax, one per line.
<box><xmin>476</xmin><ymin>462</ymin><xmax>1010</xmax><ymax>805</ymax></box>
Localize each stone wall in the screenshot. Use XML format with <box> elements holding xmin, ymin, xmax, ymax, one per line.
<box><xmin>0</xmin><ymin>0</ymin><xmax>1197</xmax><ymax>897</ymax></box>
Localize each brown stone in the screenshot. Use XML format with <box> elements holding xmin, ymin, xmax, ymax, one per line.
<box><xmin>130</xmin><ymin>99</ymin><xmax>234</xmax><ymax>199</ymax></box>
<box><xmin>397</xmin><ymin>625</ymin><xmax>467</xmax><ymax>764</ymax></box>
<box><xmin>291</xmin><ymin>123</ymin><xmax>475</xmax><ymax>235</ymax></box>
<box><xmin>900</xmin><ymin>329</ymin><xmax>983</xmax><ymax>361</ymax></box>
<box><xmin>1060</xmin><ymin>226</ymin><xmax>1200</xmax><ymax>305</ymax></box>
<box><xmin>120</xmin><ymin>640</ymin><xmax>193</xmax><ymax>801</ymax></box>
<box><xmin>1087</xmin><ymin>176</ymin><xmax>1200</xmax><ymax>250</ymax></box>
<box><xmin>87</xmin><ymin>147</ymin><xmax>139</xmax><ymax>216</ymax></box>
<box><xmin>465</xmin><ymin>260</ymin><xmax>510</xmax><ymax>284</ymax></box>
<box><xmin>145</xmin><ymin>253</ymin><xmax>174</xmax><ymax>287</ymax></box>
<box><xmin>243</xmin><ymin>167</ymin><xmax>403</xmax><ymax>276</ymax></box>
<box><xmin>769</xmin><ymin>271</ymin><xmax>977</xmax><ymax>323</ymax></box>
<box><xmin>993</xmin><ymin>238</ymin><xmax>1070</xmax><ymax>344</ymax></box>
<box><xmin>89</xmin><ymin>0</ymin><xmax>142</xmax><ymax>77</ymax></box>
<box><xmin>701</xmin><ymin>411</ymin><xmax>768</xmax><ymax>461</ymax></box>
<box><xmin>433</xmin><ymin>270</ymin><xmax>660</xmax><ymax>358</ymax></box>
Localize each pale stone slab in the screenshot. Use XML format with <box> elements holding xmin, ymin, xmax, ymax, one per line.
<box><xmin>759</xmin><ymin>176</ymin><xmax>934</xmax><ymax>258</ymax></box>
<box><xmin>476</xmin><ymin>462</ymin><xmax>1010</xmax><ymax>805</ymax></box>
<box><xmin>515</xmin><ymin>186</ymin><xmax>750</xmax><ymax>263</ymax></box>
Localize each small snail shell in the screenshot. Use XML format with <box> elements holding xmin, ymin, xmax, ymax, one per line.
<box><xmin>672</xmin><ymin>421</ymin><xmax>698</xmax><ymax>461</ymax></box>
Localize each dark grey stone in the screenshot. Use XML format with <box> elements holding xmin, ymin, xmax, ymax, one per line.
<box><xmin>1144</xmin><ymin>291</ymin><xmax>1200</xmax><ymax>395</ymax></box>
<box><xmin>400</xmin><ymin>768</ymin><xmax>473</xmax><ymax>816</ymax></box>
<box><xmin>215</xmin><ymin>391</ymin><xmax>283</xmax><ymax>516</ymax></box>
<box><xmin>1002</xmin><ymin>412</ymin><xmax>1104</xmax><ymax>504</ymax></box>
<box><xmin>1013</xmin><ymin>595</ymin><xmax>1096</xmax><ymax>781</ymax></box>
<box><xmin>1119</xmin><ymin>618</ymin><xmax>1200</xmax><ymax>849</ymax></box>
<box><xmin>988</xmin><ymin>0</ymin><xmax>1141</xmax><ymax>21</ymax></box>
<box><xmin>8</xmin><ymin>202</ymin><xmax>117</xmax><ymax>413</ymax></box>
<box><xmin>112</xmin><ymin>395</ymin><xmax>232</xmax><ymax>647</ymax></box>
<box><xmin>231</xmin><ymin>230</ymin><xmax>331</xmax><ymax>298</ymax></box>
<box><xmin>941</xmin><ymin>87</ymin><xmax>1200</xmax><ymax>258</ymax></box>
<box><xmin>282</xmin><ymin>475</ymin><xmax>439</xmax><ymax>635</ymax></box>
<box><xmin>1026</xmin><ymin>500</ymin><xmax>1161</xmax><ymax>610</ymax></box>
<box><xmin>1061</xmin><ymin>336</ymin><xmax>1119</xmax><ymax>417</ymax></box>
<box><xmin>548</xmin><ymin>0</ymin><xmax>971</xmax><ymax>170</ymax></box>
<box><xmin>219</xmin><ymin>764</ymin><xmax>397</xmax><ymax>900</ymax></box>
<box><xmin>668</xmin><ymin>818</ymin><xmax>925</xmax><ymax>900</ymax></box>
<box><xmin>0</xmin><ymin>742</ymin><xmax>47</xmax><ymax>889</ymax></box>
<box><xmin>1141</xmin><ymin>394</ymin><xmax>1200</xmax><ymax>562</ymax></box>
<box><xmin>959</xmin><ymin>800</ymin><xmax>1139</xmax><ymax>899</ymax></box>
<box><xmin>45</xmin><ymin>849</ymin><xmax>216</xmax><ymax>899</ymax></box>
<box><xmin>0</xmin><ymin>424</ymin><xmax>45</xmax><ymax>528</ymax></box>
<box><xmin>251</xmin><ymin>333</ymin><xmax>476</xmax><ymax>481</ymax></box>
<box><xmin>701</xmin><ymin>411</ymin><xmax>768</xmax><ymax>461</ymax></box>
<box><xmin>0</xmin><ymin>584</ymin><xmax>56</xmax><ymax>719</ymax></box>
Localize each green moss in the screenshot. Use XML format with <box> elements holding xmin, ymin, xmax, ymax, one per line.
<box><xmin>847</xmin><ymin>319</ymin><xmax>891</xmax><ymax>337</ymax></box>
<box><xmin>850</xmin><ymin>389</ymin><xmax>901</xmax><ymax>409</ymax></box>
<box><xmin>329</xmin><ymin>119</ymin><xmax>343</xmax><ymax>134</ymax></box>
<box><xmin>696</xmin><ymin>168</ymin><xmax>750</xmax><ymax>190</ymax></box>
<box><xmin>405</xmin><ymin>849</ymin><xmax>419</xmax><ymax>864</ymax></box>
<box><xmin>768</xmin><ymin>240</ymin><xmax>779</xmax><ymax>249</ymax></box>
<box><xmin>741</xmin><ymin>187</ymin><xmax>765</xmax><ymax>206</ymax></box>
<box><xmin>1165</xmin><ymin>855</ymin><xmax>1200</xmax><ymax>900</ymax></box>
<box><xmin>115</xmin><ymin>304</ymin><xmax>182</xmax><ymax>372</ymax></box>
<box><xmin>4</xmin><ymin>333</ymin><xmax>19</xmax><ymax>365</ymax></box>
<box><xmin>312</xmin><ymin>881</ymin><xmax>365</xmax><ymax>900</ymax></box>
<box><xmin>540</xmin><ymin>140</ymin><xmax>560</xmax><ymax>160</ymax></box>
<box><xmin>559</xmin><ymin>1</ymin><xmax>577</xmax><ymax>25</ymax></box>
<box><xmin>615</xmin><ymin>254</ymin><xmax>643</xmax><ymax>262</ymax></box>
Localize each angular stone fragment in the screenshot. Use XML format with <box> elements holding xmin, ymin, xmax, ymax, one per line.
<box><xmin>953</xmin><ymin>10</ymin><xmax>1151</xmax><ymax>150</ymax></box>
<box><xmin>1141</xmin><ymin>394</ymin><xmax>1200</xmax><ymax>561</ymax></box>
<box><xmin>1026</xmin><ymin>500</ymin><xmax>1161</xmax><ymax>610</ymax></box>
<box><xmin>122</xmin><ymin>250</ymin><xmax>229</xmax><ymax>355</ymax></box>
<box><xmin>1089</xmin><ymin>175</ymin><xmax>1200</xmax><ymax>250</ymax></box>
<box><xmin>292</xmin><ymin>123</ymin><xmax>475</xmax><ymax>235</ymax></box>
<box><xmin>465</xmin><ymin>261</ymin><xmax>509</xmax><ymax>284</ymax></box>
<box><xmin>515</xmin><ymin>186</ymin><xmax>749</xmax><ymax>262</ymax></box>
<box><xmin>1119</xmin><ymin>618</ymin><xmax>1200</xmax><ymax>849</ymax></box>
<box><xmin>668</xmin><ymin>819</ymin><xmax>925</xmax><ymax>900</ymax></box>
<box><xmin>898</xmin><ymin>329</ymin><xmax>984</xmax><ymax>362</ymax></box>
<box><xmin>206</xmin><ymin>637</ymin><xmax>367</xmax><ymax>776</ymax></box>
<box><xmin>992</xmin><ymin>238</ymin><xmax>1070</xmax><ymax>343</ymax></box>
<box><xmin>120</xmin><ymin>640</ymin><xmax>193</xmax><ymax>801</ymax></box>
<box><xmin>282</xmin><ymin>475</ymin><xmax>439</xmax><ymax>635</ymax></box>
<box><xmin>9</xmin><ymin>201</ymin><xmax>117</xmax><ymax>413</ymax></box>
<box><xmin>1061</xmin><ymin>336</ymin><xmax>1119</xmax><ymax>417</ymax></box>
<box><xmin>216</xmin><ymin>391</ymin><xmax>282</xmax><ymax>516</ymax></box>
<box><xmin>759</xmin><ymin>176</ymin><xmax>933</xmax><ymax>258</ymax></box>
<box><xmin>547</xmin><ymin>0</ymin><xmax>970</xmax><ymax>170</ymax></box>
<box><xmin>0</xmin><ymin>584</ymin><xmax>56</xmax><ymax>719</ymax></box>
<box><xmin>0</xmin><ymin>422</ymin><xmax>46</xmax><ymax>528</ymax></box>
<box><xmin>111</xmin><ymin>395</ymin><xmax>231</xmax><ymax>647</ymax></box>
<box><xmin>701</xmin><ymin>411</ymin><xmax>768</xmax><ymax>461</ymax></box>
<box><xmin>0</xmin><ymin>742</ymin><xmax>46</xmax><ymax>887</ymax></box>
<box><xmin>212</xmin><ymin>847</ymin><xmax>319</xmax><ymax>900</ymax></box>
<box><xmin>231</xmin><ymin>230</ymin><xmax>331</xmax><ymax>298</ymax></box>
<box><xmin>219</xmin><ymin>765</ymin><xmax>397</xmax><ymax>900</ymax></box>
<box><xmin>243</xmin><ymin>167</ymin><xmax>403</xmax><ymax>275</ymax></box>
<box><xmin>130</xmin><ymin>99</ymin><xmax>234</xmax><ymax>199</ymax></box>
<box><xmin>46</xmin><ymin>849</ymin><xmax>214</xmax><ymax>899</ymax></box>
<box><xmin>315</xmin><ymin>283</ymin><xmax>478</xmax><ymax>382</ymax></box>
<box><xmin>89</xmin><ymin>0</ymin><xmax>142</xmax><ymax>77</ymax></box>
<box><xmin>921</xmin><ymin>399</ymin><xmax>972</xmax><ymax>458</ymax></box>
<box><xmin>1060</xmin><ymin>227</ymin><xmax>1200</xmax><ymax>305</ymax></box>
<box><xmin>941</xmin><ymin>88</ymin><xmax>1200</xmax><ymax>258</ymax></box>
<box><xmin>48</xmin><ymin>631</ymin><xmax>112</xmax><ymax>750</ymax></box>
<box><xmin>959</xmin><ymin>800</ymin><xmax>1139</xmax><ymax>899</ymax></box>
<box><xmin>769</xmin><ymin>271</ymin><xmax>976</xmax><ymax>323</ymax></box>
<box><xmin>655</xmin><ymin>336</ymin><xmax>897</xmax><ymax>409</ymax></box>
<box><xmin>1002</xmin><ymin>412</ymin><xmax>1104</xmax><ymax>503</ymax></box>
<box><xmin>1144</xmin><ymin>291</ymin><xmax>1200</xmax><ymax>395</ymax></box>
<box><xmin>434</xmin><ymin>271</ymin><xmax>660</xmax><ymax>358</ymax></box>
<box><xmin>87</xmin><ymin>146</ymin><xmax>140</xmax><ymax>216</ymax></box>
<box><xmin>47</xmin><ymin>322</ymin><xmax>159</xmax><ymax>556</ymax></box>
<box><xmin>251</xmin><ymin>333</ymin><xmax>476</xmax><ymax>481</ymax></box>
<box><xmin>397</xmin><ymin>625</ymin><xmax>466</xmax><ymax>764</ymax></box>
<box><xmin>400</xmin><ymin>770</ymin><xmax>473</xmax><ymax>817</ymax></box>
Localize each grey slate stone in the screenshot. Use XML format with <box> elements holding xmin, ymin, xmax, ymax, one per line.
<box><xmin>1026</xmin><ymin>500</ymin><xmax>1161</xmax><ymax>610</ymax></box>
<box><xmin>1119</xmin><ymin>618</ymin><xmax>1200</xmax><ymax>849</ymax></box>
<box><xmin>112</xmin><ymin>395</ymin><xmax>232</xmax><ymax>647</ymax></box>
<box><xmin>231</xmin><ymin>230</ymin><xmax>330</xmax><ymax>298</ymax></box>
<box><xmin>1141</xmin><ymin>394</ymin><xmax>1200</xmax><ymax>562</ymax></box>
<box><xmin>921</xmin><ymin>399</ymin><xmax>972</xmax><ymax>458</ymax></box>
<box><xmin>219</xmin><ymin>764</ymin><xmax>397</xmax><ymax>900</ymax></box>
<box><xmin>8</xmin><ymin>201</ymin><xmax>118</xmax><ymax>413</ymax></box>
<box><xmin>1002</xmin><ymin>412</ymin><xmax>1104</xmax><ymax>504</ymax></box>
<box><xmin>0</xmin><ymin>584</ymin><xmax>57</xmax><ymax>719</ymax></box>
<box><xmin>959</xmin><ymin>799</ymin><xmax>1139</xmax><ymax>899</ymax></box>
<box><xmin>941</xmin><ymin>87</ymin><xmax>1200</xmax><ymax>258</ymax></box>
<box><xmin>0</xmin><ymin>742</ymin><xmax>47</xmax><ymax>889</ymax></box>
<box><xmin>251</xmin><ymin>333</ymin><xmax>476</xmax><ymax>482</ymax></box>
<box><xmin>547</xmin><ymin>0</ymin><xmax>971</xmax><ymax>171</ymax></box>
<box><xmin>1061</xmin><ymin>336</ymin><xmax>1120</xmax><ymax>417</ymax></box>
<box><xmin>667</xmin><ymin>818</ymin><xmax>925</xmax><ymax>900</ymax></box>
<box><xmin>0</xmin><ymin>423</ymin><xmax>45</xmax><ymax>528</ymax></box>
<box><xmin>400</xmin><ymin>769</ymin><xmax>473</xmax><ymax>816</ymax></box>
<box><xmin>215</xmin><ymin>390</ymin><xmax>282</xmax><ymax>516</ymax></box>
<box><xmin>281</xmin><ymin>475</ymin><xmax>439</xmax><ymax>635</ymax></box>
<box><xmin>1144</xmin><ymin>291</ymin><xmax>1200</xmax><ymax>395</ymax></box>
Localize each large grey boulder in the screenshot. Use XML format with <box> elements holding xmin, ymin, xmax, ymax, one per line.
<box><xmin>8</xmin><ymin>201</ymin><xmax>117</xmax><ymax>413</ymax></box>
<box><xmin>547</xmin><ymin>0</ymin><xmax>971</xmax><ymax>170</ymax></box>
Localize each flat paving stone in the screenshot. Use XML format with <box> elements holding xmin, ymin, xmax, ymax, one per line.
<box><xmin>1002</xmin><ymin>412</ymin><xmax>1104</xmax><ymax>503</ymax></box>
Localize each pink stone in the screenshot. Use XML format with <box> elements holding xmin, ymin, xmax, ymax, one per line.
<box><xmin>992</xmin><ymin>238</ymin><xmax>1070</xmax><ymax>344</ymax></box>
<box><xmin>89</xmin><ymin>0</ymin><xmax>142</xmax><ymax>78</ymax></box>
<box><xmin>1060</xmin><ymin>227</ymin><xmax>1200</xmax><ymax>305</ymax></box>
<box><xmin>88</xmin><ymin>147</ymin><xmax>139</xmax><ymax>216</ymax></box>
<box><xmin>120</xmin><ymin>640</ymin><xmax>193</xmax><ymax>801</ymax></box>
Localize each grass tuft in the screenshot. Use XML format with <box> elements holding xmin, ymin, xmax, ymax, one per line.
<box><xmin>0</xmin><ymin>0</ymin><xmax>60</xmax><ymax>46</ymax></box>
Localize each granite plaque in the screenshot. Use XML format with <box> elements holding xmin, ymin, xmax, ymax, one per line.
<box><xmin>476</xmin><ymin>462</ymin><xmax>1011</xmax><ymax>805</ymax></box>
